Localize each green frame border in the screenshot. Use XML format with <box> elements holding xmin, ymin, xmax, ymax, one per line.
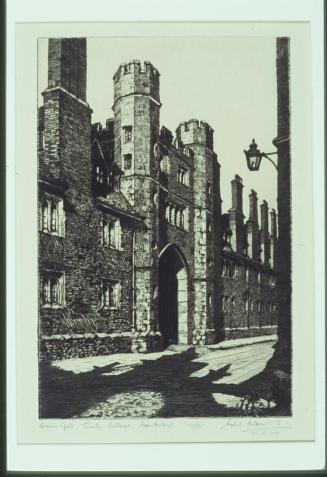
<box><xmin>2</xmin><ymin>0</ymin><xmax>6</xmax><ymax>474</ymax></box>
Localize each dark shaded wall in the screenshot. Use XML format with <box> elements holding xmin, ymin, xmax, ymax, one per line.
<box><xmin>274</xmin><ymin>37</ymin><xmax>292</xmax><ymax>367</ymax></box>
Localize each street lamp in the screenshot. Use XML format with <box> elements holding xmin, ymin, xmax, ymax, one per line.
<box><xmin>244</xmin><ymin>138</ymin><xmax>278</xmax><ymax>171</ymax></box>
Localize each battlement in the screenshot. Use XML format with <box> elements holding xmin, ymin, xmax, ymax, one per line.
<box><xmin>91</xmin><ymin>122</ymin><xmax>103</xmax><ymax>133</ymax></box>
<box><xmin>113</xmin><ymin>60</ymin><xmax>160</xmax><ymax>104</ymax></box>
<box><xmin>91</xmin><ymin>118</ymin><xmax>115</xmax><ymax>140</ymax></box>
<box><xmin>178</xmin><ymin>119</ymin><xmax>213</xmax><ymax>133</ymax></box>
<box><xmin>176</xmin><ymin>119</ymin><xmax>214</xmax><ymax>150</ymax></box>
<box><xmin>113</xmin><ymin>60</ymin><xmax>159</xmax><ymax>82</ymax></box>
<box><xmin>160</xmin><ymin>126</ymin><xmax>174</xmax><ymax>144</ymax></box>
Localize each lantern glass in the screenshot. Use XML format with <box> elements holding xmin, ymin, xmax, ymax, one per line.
<box><xmin>248</xmin><ymin>154</ymin><xmax>262</xmax><ymax>171</ymax></box>
<box><xmin>244</xmin><ymin>139</ymin><xmax>262</xmax><ymax>171</ymax></box>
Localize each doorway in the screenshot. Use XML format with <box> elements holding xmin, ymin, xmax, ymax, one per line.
<box><xmin>158</xmin><ymin>244</ymin><xmax>188</xmax><ymax>347</ymax></box>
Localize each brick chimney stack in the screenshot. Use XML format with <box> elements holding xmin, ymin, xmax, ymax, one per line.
<box><xmin>246</xmin><ymin>190</ymin><xmax>259</xmax><ymax>260</ymax></box>
<box><xmin>42</xmin><ymin>38</ymin><xmax>91</xmax><ymax>183</ymax></box>
<box><xmin>48</xmin><ymin>38</ymin><xmax>87</xmax><ymax>102</ymax></box>
<box><xmin>249</xmin><ymin>189</ymin><xmax>258</xmax><ymax>223</ymax></box>
<box><xmin>228</xmin><ymin>175</ymin><xmax>244</xmax><ymax>254</ymax></box>
<box><xmin>260</xmin><ymin>200</ymin><xmax>270</xmax><ymax>264</ymax></box>
<box><xmin>270</xmin><ymin>208</ymin><xmax>277</xmax><ymax>236</ymax></box>
<box><xmin>270</xmin><ymin>209</ymin><xmax>278</xmax><ymax>269</ymax></box>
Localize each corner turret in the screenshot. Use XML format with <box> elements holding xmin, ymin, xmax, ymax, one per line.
<box><xmin>176</xmin><ymin>119</ymin><xmax>214</xmax><ymax>150</ymax></box>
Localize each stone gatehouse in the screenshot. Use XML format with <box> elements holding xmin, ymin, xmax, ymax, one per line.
<box><xmin>38</xmin><ymin>38</ymin><xmax>277</xmax><ymax>360</ymax></box>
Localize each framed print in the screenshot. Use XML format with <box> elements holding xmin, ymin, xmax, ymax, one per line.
<box><xmin>6</xmin><ymin>0</ymin><xmax>325</xmax><ymax>473</ymax></box>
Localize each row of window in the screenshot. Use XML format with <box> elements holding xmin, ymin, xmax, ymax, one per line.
<box><xmin>221</xmin><ymin>260</ymin><xmax>276</xmax><ymax>288</ymax></box>
<box><xmin>94</xmin><ymin>166</ymin><xmax>121</xmax><ymax>191</ymax></box>
<box><xmin>160</xmin><ymin>156</ymin><xmax>212</xmax><ymax>194</ymax></box>
<box><xmin>41</xmin><ymin>272</ymin><xmax>277</xmax><ymax>314</ymax></box>
<box><xmin>221</xmin><ymin>295</ymin><xmax>277</xmax><ymax>314</ymax></box>
<box><xmin>221</xmin><ymin>261</ymin><xmax>237</xmax><ymax>278</ymax></box>
<box><xmin>121</xmin><ymin>124</ymin><xmax>133</xmax><ymax>172</ymax></box>
<box><xmin>40</xmin><ymin>197</ymin><xmax>123</xmax><ymax>250</ymax></box>
<box><xmin>41</xmin><ymin>272</ymin><xmax>122</xmax><ymax>310</ymax></box>
<box><xmin>245</xmin><ymin>299</ymin><xmax>276</xmax><ymax>314</ymax></box>
<box><xmin>165</xmin><ymin>204</ymin><xmax>189</xmax><ymax>230</ymax></box>
<box><xmin>161</xmin><ymin>157</ymin><xmax>191</xmax><ymax>186</ymax></box>
<box><xmin>41</xmin><ymin>196</ymin><xmax>214</xmax><ymax>242</ymax></box>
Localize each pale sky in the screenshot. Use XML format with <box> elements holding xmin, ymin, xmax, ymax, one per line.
<box><xmin>38</xmin><ymin>37</ymin><xmax>278</xmax><ymax>220</ymax></box>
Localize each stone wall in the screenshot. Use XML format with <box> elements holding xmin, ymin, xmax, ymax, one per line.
<box><xmin>40</xmin><ymin>334</ymin><xmax>132</xmax><ymax>361</ymax></box>
<box><xmin>220</xmin><ymin>251</ymin><xmax>277</xmax><ymax>337</ymax></box>
<box><xmin>39</xmin><ymin>41</ymin><xmax>136</xmax><ymax>356</ymax></box>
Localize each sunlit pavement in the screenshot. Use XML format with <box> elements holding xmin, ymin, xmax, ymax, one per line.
<box><xmin>40</xmin><ymin>338</ymin><xmax>278</xmax><ymax>418</ymax></box>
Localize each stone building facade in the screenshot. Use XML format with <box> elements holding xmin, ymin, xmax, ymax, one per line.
<box><xmin>38</xmin><ymin>38</ymin><xmax>277</xmax><ymax>360</ymax></box>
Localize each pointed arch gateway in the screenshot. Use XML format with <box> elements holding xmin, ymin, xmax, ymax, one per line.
<box><xmin>158</xmin><ymin>244</ymin><xmax>188</xmax><ymax>347</ymax></box>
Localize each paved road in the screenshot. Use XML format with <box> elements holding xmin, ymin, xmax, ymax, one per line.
<box><xmin>39</xmin><ymin>340</ymin><xmax>277</xmax><ymax>418</ymax></box>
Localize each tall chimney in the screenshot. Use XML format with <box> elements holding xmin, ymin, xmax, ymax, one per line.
<box><xmin>228</xmin><ymin>174</ymin><xmax>244</xmax><ymax>253</ymax></box>
<box><xmin>270</xmin><ymin>208</ymin><xmax>278</xmax><ymax>269</ymax></box>
<box><xmin>41</xmin><ymin>38</ymin><xmax>91</xmax><ymax>183</ymax></box>
<box><xmin>260</xmin><ymin>200</ymin><xmax>270</xmax><ymax>264</ymax></box>
<box><xmin>246</xmin><ymin>190</ymin><xmax>259</xmax><ymax>260</ymax></box>
<box><xmin>48</xmin><ymin>38</ymin><xmax>87</xmax><ymax>102</ymax></box>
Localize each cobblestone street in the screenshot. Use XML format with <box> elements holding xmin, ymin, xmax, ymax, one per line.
<box><xmin>40</xmin><ymin>337</ymin><xmax>280</xmax><ymax>419</ymax></box>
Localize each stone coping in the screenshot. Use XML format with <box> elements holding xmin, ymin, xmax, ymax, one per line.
<box><xmin>41</xmin><ymin>331</ymin><xmax>162</xmax><ymax>341</ymax></box>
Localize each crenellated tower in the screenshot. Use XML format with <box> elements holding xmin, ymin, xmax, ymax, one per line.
<box><xmin>113</xmin><ymin>60</ymin><xmax>160</xmax><ymax>189</ymax></box>
<box><xmin>176</xmin><ymin>119</ymin><xmax>221</xmax><ymax>344</ymax></box>
<box><xmin>113</xmin><ymin>60</ymin><xmax>161</xmax><ymax>348</ymax></box>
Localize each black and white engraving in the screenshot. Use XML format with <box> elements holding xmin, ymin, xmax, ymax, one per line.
<box><xmin>38</xmin><ymin>37</ymin><xmax>291</xmax><ymax>419</ymax></box>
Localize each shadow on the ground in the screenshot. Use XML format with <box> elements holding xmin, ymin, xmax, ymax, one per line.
<box><xmin>39</xmin><ymin>348</ymin><xmax>241</xmax><ymax>418</ymax></box>
<box><xmin>40</xmin><ymin>345</ymin><xmax>290</xmax><ymax>418</ymax></box>
<box><xmin>213</xmin><ymin>342</ymin><xmax>291</xmax><ymax>416</ymax></box>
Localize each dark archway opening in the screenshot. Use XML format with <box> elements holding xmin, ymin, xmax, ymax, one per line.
<box><xmin>158</xmin><ymin>245</ymin><xmax>188</xmax><ymax>347</ymax></box>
